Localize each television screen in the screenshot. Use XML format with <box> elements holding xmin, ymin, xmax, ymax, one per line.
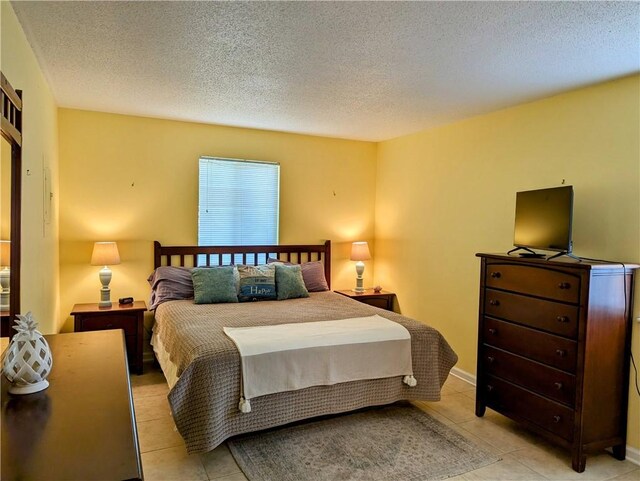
<box><xmin>513</xmin><ymin>186</ymin><xmax>573</xmax><ymax>253</ymax></box>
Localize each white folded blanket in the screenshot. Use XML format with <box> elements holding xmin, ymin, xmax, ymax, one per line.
<box><xmin>223</xmin><ymin>314</ymin><xmax>416</xmax><ymax>413</ymax></box>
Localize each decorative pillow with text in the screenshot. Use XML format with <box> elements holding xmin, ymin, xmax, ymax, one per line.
<box><xmin>237</xmin><ymin>265</ymin><xmax>277</xmax><ymax>302</ymax></box>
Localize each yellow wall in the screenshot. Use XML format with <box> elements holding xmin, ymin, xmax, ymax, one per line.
<box><xmin>58</xmin><ymin>109</ymin><xmax>377</xmax><ymax>330</ymax></box>
<box><xmin>374</xmin><ymin>74</ymin><xmax>640</xmax><ymax>448</ymax></box>
<box><xmin>1</xmin><ymin>2</ymin><xmax>60</xmax><ymax>332</ymax></box>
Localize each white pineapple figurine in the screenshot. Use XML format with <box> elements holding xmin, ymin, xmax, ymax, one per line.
<box><xmin>2</xmin><ymin>312</ymin><xmax>53</xmax><ymax>394</ymax></box>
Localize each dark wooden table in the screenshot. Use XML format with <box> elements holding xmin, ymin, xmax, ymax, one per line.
<box><xmin>71</xmin><ymin>301</ymin><xmax>147</xmax><ymax>374</ymax></box>
<box><xmin>1</xmin><ymin>330</ymin><xmax>143</xmax><ymax>481</ymax></box>
<box><xmin>334</xmin><ymin>288</ymin><xmax>396</xmax><ymax>311</ymax></box>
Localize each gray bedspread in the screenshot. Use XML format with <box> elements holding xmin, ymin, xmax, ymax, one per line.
<box><xmin>153</xmin><ymin>291</ymin><xmax>458</xmax><ymax>454</ymax></box>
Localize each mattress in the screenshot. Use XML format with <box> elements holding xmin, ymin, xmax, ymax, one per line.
<box><xmin>152</xmin><ymin>291</ymin><xmax>458</xmax><ymax>453</ymax></box>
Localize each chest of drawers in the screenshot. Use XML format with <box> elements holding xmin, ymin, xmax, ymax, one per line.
<box><xmin>475</xmin><ymin>253</ymin><xmax>637</xmax><ymax>473</ymax></box>
<box><xmin>1</xmin><ymin>331</ymin><xmax>143</xmax><ymax>481</ymax></box>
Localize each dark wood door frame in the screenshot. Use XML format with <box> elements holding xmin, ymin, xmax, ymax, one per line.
<box><xmin>1</xmin><ymin>71</ymin><xmax>22</xmax><ymax>337</ymax></box>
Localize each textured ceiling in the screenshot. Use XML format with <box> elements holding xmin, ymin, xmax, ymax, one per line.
<box><xmin>11</xmin><ymin>1</ymin><xmax>640</xmax><ymax>141</ymax></box>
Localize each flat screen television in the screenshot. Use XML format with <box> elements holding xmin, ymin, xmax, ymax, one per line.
<box><xmin>513</xmin><ymin>185</ymin><xmax>574</xmax><ymax>253</ymax></box>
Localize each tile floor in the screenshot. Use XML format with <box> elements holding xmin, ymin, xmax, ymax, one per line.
<box><xmin>131</xmin><ymin>365</ymin><xmax>639</xmax><ymax>481</ymax></box>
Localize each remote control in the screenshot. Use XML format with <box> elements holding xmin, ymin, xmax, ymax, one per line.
<box><xmin>119</xmin><ymin>297</ymin><xmax>134</xmax><ymax>305</ymax></box>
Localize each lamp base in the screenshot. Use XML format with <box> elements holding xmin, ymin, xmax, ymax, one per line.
<box><xmin>0</xmin><ymin>267</ymin><xmax>9</xmax><ymax>310</ymax></box>
<box><xmin>98</xmin><ymin>266</ymin><xmax>113</xmax><ymax>308</ymax></box>
<box><xmin>353</xmin><ymin>262</ymin><xmax>365</xmax><ymax>293</ymax></box>
<box><xmin>99</xmin><ymin>288</ymin><xmax>112</xmax><ymax>308</ymax></box>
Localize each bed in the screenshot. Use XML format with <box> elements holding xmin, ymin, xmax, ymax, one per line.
<box><xmin>150</xmin><ymin>241</ymin><xmax>458</xmax><ymax>454</ymax></box>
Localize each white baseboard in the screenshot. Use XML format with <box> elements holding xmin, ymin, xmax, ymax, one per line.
<box><xmin>626</xmin><ymin>445</ymin><xmax>640</xmax><ymax>466</ymax></box>
<box><xmin>449</xmin><ymin>366</ymin><xmax>640</xmax><ymax>467</ymax></box>
<box><xmin>449</xmin><ymin>366</ymin><xmax>476</xmax><ymax>386</ymax></box>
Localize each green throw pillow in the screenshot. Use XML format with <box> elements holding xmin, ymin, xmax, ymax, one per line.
<box><xmin>191</xmin><ymin>267</ymin><xmax>239</xmax><ymax>304</ymax></box>
<box><xmin>275</xmin><ymin>264</ymin><xmax>309</xmax><ymax>300</ymax></box>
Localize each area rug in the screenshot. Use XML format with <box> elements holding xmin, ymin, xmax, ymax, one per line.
<box><xmin>227</xmin><ymin>403</ymin><xmax>500</xmax><ymax>481</ymax></box>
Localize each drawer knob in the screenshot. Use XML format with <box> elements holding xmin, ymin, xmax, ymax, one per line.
<box><xmin>553</xmin><ymin>415</ymin><xmax>561</xmax><ymax>423</ymax></box>
<box><xmin>488</xmin><ymin>299</ymin><xmax>500</xmax><ymax>306</ymax></box>
<box><xmin>488</xmin><ymin>328</ymin><xmax>497</xmax><ymax>335</ymax></box>
<box><xmin>490</xmin><ymin>272</ymin><xmax>502</xmax><ymax>279</ymax></box>
<box><xmin>558</xmin><ymin>282</ymin><xmax>571</xmax><ymax>290</ymax></box>
<box><xmin>556</xmin><ymin>316</ymin><xmax>569</xmax><ymax>323</ymax></box>
<box><xmin>555</xmin><ymin>349</ymin><xmax>567</xmax><ymax>358</ymax></box>
<box><xmin>554</xmin><ymin>382</ymin><xmax>563</xmax><ymax>390</ymax></box>
<box><xmin>106</xmin><ymin>323</ymin><xmax>114</xmax><ymax>328</ymax></box>
<box><xmin>487</xmin><ymin>356</ymin><xmax>495</xmax><ymax>364</ymax></box>
<box><xmin>486</xmin><ymin>384</ymin><xmax>494</xmax><ymax>392</ymax></box>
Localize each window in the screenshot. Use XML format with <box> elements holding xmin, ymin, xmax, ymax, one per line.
<box><xmin>198</xmin><ymin>157</ymin><xmax>279</xmax><ymax>263</ymax></box>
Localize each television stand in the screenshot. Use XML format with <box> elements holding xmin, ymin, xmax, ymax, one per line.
<box><xmin>507</xmin><ymin>246</ymin><xmax>541</xmax><ymax>257</ymax></box>
<box><xmin>519</xmin><ymin>253</ymin><xmax>546</xmax><ymax>258</ymax></box>
<box><xmin>547</xmin><ymin>251</ymin><xmax>581</xmax><ymax>262</ymax></box>
<box><xmin>475</xmin><ymin>253</ymin><xmax>638</xmax><ymax>473</ymax></box>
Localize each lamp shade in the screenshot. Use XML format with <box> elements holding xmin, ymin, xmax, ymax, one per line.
<box><xmin>91</xmin><ymin>242</ymin><xmax>121</xmax><ymax>266</ymax></box>
<box><xmin>0</xmin><ymin>240</ymin><xmax>10</xmax><ymax>266</ymax></box>
<box><xmin>350</xmin><ymin>241</ymin><xmax>371</xmax><ymax>261</ymax></box>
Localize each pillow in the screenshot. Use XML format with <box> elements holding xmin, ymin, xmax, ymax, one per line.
<box><xmin>300</xmin><ymin>261</ymin><xmax>330</xmax><ymax>292</ymax></box>
<box><xmin>275</xmin><ymin>264</ymin><xmax>309</xmax><ymax>300</ymax></box>
<box><xmin>237</xmin><ymin>265</ymin><xmax>277</xmax><ymax>302</ymax></box>
<box><xmin>201</xmin><ymin>264</ymin><xmax>241</xmax><ymax>293</ymax></box>
<box><xmin>191</xmin><ymin>267</ymin><xmax>239</xmax><ymax>304</ymax></box>
<box><xmin>269</xmin><ymin>258</ymin><xmax>329</xmax><ymax>292</ymax></box>
<box><xmin>147</xmin><ymin>266</ymin><xmax>194</xmax><ymax>310</ymax></box>
<box><xmin>267</xmin><ymin>257</ymin><xmax>291</xmax><ymax>265</ymax></box>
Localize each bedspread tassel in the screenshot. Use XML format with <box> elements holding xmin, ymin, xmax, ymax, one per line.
<box><xmin>403</xmin><ymin>375</ymin><xmax>417</xmax><ymax>387</ymax></box>
<box><xmin>238</xmin><ymin>396</ymin><xmax>252</xmax><ymax>413</ymax></box>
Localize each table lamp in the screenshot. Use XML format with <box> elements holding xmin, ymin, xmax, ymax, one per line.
<box><xmin>350</xmin><ymin>241</ymin><xmax>371</xmax><ymax>293</ymax></box>
<box><xmin>0</xmin><ymin>240</ymin><xmax>10</xmax><ymax>310</ymax></box>
<box><xmin>91</xmin><ymin>242</ymin><xmax>121</xmax><ymax>307</ymax></box>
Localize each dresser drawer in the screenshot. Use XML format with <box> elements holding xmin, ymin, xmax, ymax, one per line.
<box><xmin>482</xmin><ymin>345</ymin><xmax>576</xmax><ymax>406</ymax></box>
<box><xmin>361</xmin><ymin>296</ymin><xmax>393</xmax><ymax>310</ymax></box>
<box><xmin>483</xmin><ymin>318</ymin><xmax>577</xmax><ymax>372</ymax></box>
<box><xmin>486</xmin><ymin>263</ymin><xmax>580</xmax><ymax>303</ymax></box>
<box><xmin>484</xmin><ymin>289</ymin><xmax>578</xmax><ymax>338</ymax></box>
<box><xmin>484</xmin><ymin>375</ymin><xmax>574</xmax><ymax>441</ymax></box>
<box><xmin>79</xmin><ymin>314</ymin><xmax>137</xmax><ymax>336</ymax></box>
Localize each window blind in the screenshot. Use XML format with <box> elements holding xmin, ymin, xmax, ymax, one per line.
<box><xmin>198</xmin><ymin>157</ymin><xmax>280</xmax><ymax>252</ymax></box>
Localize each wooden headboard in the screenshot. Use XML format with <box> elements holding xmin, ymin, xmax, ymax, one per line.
<box><xmin>153</xmin><ymin>240</ymin><xmax>332</xmax><ymax>288</ymax></box>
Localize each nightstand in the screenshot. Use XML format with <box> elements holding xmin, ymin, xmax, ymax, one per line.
<box><xmin>334</xmin><ymin>289</ymin><xmax>395</xmax><ymax>311</ymax></box>
<box><xmin>71</xmin><ymin>301</ymin><xmax>146</xmax><ymax>374</ymax></box>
